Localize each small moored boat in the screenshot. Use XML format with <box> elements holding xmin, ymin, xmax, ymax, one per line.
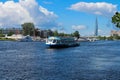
<box><xmin>46</xmin><ymin>36</ymin><xmax>80</xmax><ymax>48</ymax></box>
<box><xmin>19</xmin><ymin>35</ymin><xmax>33</xmax><ymax>42</ymax></box>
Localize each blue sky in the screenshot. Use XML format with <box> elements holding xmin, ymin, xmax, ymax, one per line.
<box><xmin>0</xmin><ymin>0</ymin><xmax>120</xmax><ymax>36</ymax></box>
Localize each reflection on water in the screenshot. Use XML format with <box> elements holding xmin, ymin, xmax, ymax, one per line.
<box><xmin>0</xmin><ymin>41</ymin><xmax>120</xmax><ymax>80</ymax></box>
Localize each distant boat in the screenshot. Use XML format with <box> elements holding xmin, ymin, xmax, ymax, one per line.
<box><xmin>46</xmin><ymin>36</ymin><xmax>80</xmax><ymax>48</ymax></box>
<box><xmin>19</xmin><ymin>35</ymin><xmax>33</xmax><ymax>42</ymax></box>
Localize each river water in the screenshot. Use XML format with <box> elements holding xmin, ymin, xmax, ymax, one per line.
<box><xmin>0</xmin><ymin>41</ymin><xmax>120</xmax><ymax>80</ymax></box>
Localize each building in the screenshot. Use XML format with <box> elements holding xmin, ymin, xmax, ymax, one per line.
<box><xmin>111</xmin><ymin>30</ymin><xmax>120</xmax><ymax>36</ymax></box>
<box><xmin>0</xmin><ymin>28</ymin><xmax>22</xmax><ymax>34</ymax></box>
<box><xmin>6</xmin><ymin>34</ymin><xmax>23</xmax><ymax>40</ymax></box>
<box><xmin>39</xmin><ymin>30</ymin><xmax>53</xmax><ymax>38</ymax></box>
<box><xmin>94</xmin><ymin>17</ymin><xmax>98</xmax><ymax>36</ymax></box>
<box><xmin>0</xmin><ymin>27</ymin><xmax>54</xmax><ymax>39</ymax></box>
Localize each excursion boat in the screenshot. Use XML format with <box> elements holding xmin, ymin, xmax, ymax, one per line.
<box><xmin>46</xmin><ymin>36</ymin><xmax>80</xmax><ymax>48</ymax></box>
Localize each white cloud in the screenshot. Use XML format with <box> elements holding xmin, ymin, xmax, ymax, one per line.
<box><xmin>69</xmin><ymin>2</ymin><xmax>117</xmax><ymax>17</ymax></box>
<box><xmin>43</xmin><ymin>1</ymin><xmax>53</xmax><ymax>4</ymax></box>
<box><xmin>0</xmin><ymin>0</ymin><xmax>58</xmax><ymax>28</ymax></box>
<box><xmin>72</xmin><ymin>25</ymin><xmax>86</xmax><ymax>30</ymax></box>
<box><xmin>0</xmin><ymin>1</ymin><xmax>32</xmax><ymax>25</ymax></box>
<box><xmin>39</xmin><ymin>6</ymin><xmax>57</xmax><ymax>17</ymax></box>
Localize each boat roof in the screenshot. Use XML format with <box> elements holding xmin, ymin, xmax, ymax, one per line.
<box><xmin>48</xmin><ymin>36</ymin><xmax>74</xmax><ymax>40</ymax></box>
<box><xmin>48</xmin><ymin>37</ymin><xmax>61</xmax><ymax>40</ymax></box>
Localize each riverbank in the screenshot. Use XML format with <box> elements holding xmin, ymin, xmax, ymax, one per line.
<box><xmin>0</xmin><ymin>37</ymin><xmax>16</xmax><ymax>41</ymax></box>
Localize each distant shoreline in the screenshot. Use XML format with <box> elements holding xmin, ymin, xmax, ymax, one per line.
<box><xmin>0</xmin><ymin>37</ymin><xmax>16</xmax><ymax>41</ymax></box>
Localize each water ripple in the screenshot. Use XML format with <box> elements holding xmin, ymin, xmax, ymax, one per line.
<box><xmin>0</xmin><ymin>41</ymin><xmax>120</xmax><ymax>80</ymax></box>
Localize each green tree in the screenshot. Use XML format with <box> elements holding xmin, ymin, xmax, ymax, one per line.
<box><xmin>8</xmin><ymin>31</ymin><xmax>14</xmax><ymax>36</ymax></box>
<box><xmin>97</xmin><ymin>36</ymin><xmax>106</xmax><ymax>40</ymax></box>
<box><xmin>0</xmin><ymin>34</ymin><xmax>5</xmax><ymax>37</ymax></box>
<box><xmin>35</xmin><ymin>28</ymin><xmax>40</xmax><ymax>36</ymax></box>
<box><xmin>53</xmin><ymin>30</ymin><xmax>58</xmax><ymax>36</ymax></box>
<box><xmin>73</xmin><ymin>31</ymin><xmax>80</xmax><ymax>39</ymax></box>
<box><xmin>112</xmin><ymin>12</ymin><xmax>120</xmax><ymax>28</ymax></box>
<box><xmin>0</xmin><ymin>29</ymin><xmax>3</xmax><ymax>34</ymax></box>
<box><xmin>21</xmin><ymin>22</ymin><xmax>35</xmax><ymax>36</ymax></box>
<box><xmin>113</xmin><ymin>35</ymin><xmax>120</xmax><ymax>40</ymax></box>
<box><xmin>59</xmin><ymin>33</ymin><xmax>65</xmax><ymax>37</ymax></box>
<box><xmin>0</xmin><ymin>29</ymin><xmax>4</xmax><ymax>37</ymax></box>
<box><xmin>107</xmin><ymin>36</ymin><xmax>113</xmax><ymax>40</ymax></box>
<box><xmin>47</xmin><ymin>29</ymin><xmax>54</xmax><ymax>37</ymax></box>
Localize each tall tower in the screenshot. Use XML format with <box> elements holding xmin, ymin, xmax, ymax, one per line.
<box><xmin>94</xmin><ymin>17</ymin><xmax>98</xmax><ymax>36</ymax></box>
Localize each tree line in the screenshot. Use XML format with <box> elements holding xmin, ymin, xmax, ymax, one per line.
<box><xmin>0</xmin><ymin>22</ymin><xmax>80</xmax><ymax>38</ymax></box>
<box><xmin>20</xmin><ymin>11</ymin><xmax>120</xmax><ymax>40</ymax></box>
<box><xmin>112</xmin><ymin>12</ymin><xmax>120</xmax><ymax>28</ymax></box>
<box><xmin>111</xmin><ymin>11</ymin><xmax>120</xmax><ymax>40</ymax></box>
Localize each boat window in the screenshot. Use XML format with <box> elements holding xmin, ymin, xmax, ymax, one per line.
<box><xmin>57</xmin><ymin>40</ymin><xmax>60</xmax><ymax>43</ymax></box>
<box><xmin>48</xmin><ymin>39</ymin><xmax>53</xmax><ymax>42</ymax></box>
<box><xmin>53</xmin><ymin>40</ymin><xmax>56</xmax><ymax>43</ymax></box>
